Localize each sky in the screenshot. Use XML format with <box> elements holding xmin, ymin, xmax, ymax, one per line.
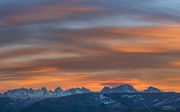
<box><xmin>0</xmin><ymin>0</ymin><xmax>180</xmax><ymax>92</ymax></box>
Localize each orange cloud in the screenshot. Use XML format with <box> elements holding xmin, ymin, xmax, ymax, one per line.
<box><xmin>104</xmin><ymin>27</ymin><xmax>180</xmax><ymax>39</ymax></box>
<box><xmin>2</xmin><ymin>6</ymin><xmax>102</xmax><ymax>27</ymax></box>
<box><xmin>0</xmin><ymin>26</ymin><xmax>180</xmax><ymax>93</ymax></box>
<box><xmin>47</xmin><ymin>26</ymin><xmax>180</xmax><ymax>53</ymax></box>
<box><xmin>171</xmin><ymin>61</ymin><xmax>180</xmax><ymax>67</ymax></box>
<box><xmin>18</xmin><ymin>67</ymin><xmax>58</xmax><ymax>74</ymax></box>
<box><xmin>95</xmin><ymin>27</ymin><xmax>180</xmax><ymax>53</ymax></box>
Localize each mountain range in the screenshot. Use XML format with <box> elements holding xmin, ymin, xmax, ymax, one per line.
<box><xmin>0</xmin><ymin>84</ymin><xmax>164</xmax><ymax>100</ymax></box>
<box><xmin>0</xmin><ymin>84</ymin><xmax>179</xmax><ymax>112</ymax></box>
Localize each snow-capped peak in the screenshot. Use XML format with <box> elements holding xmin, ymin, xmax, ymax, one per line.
<box><xmin>101</xmin><ymin>84</ymin><xmax>137</xmax><ymax>93</ymax></box>
<box><xmin>53</xmin><ymin>87</ymin><xmax>64</xmax><ymax>96</ymax></box>
<box><xmin>65</xmin><ymin>87</ymin><xmax>91</xmax><ymax>95</ymax></box>
<box><xmin>54</xmin><ymin>87</ymin><xmax>63</xmax><ymax>93</ymax></box>
<box><xmin>0</xmin><ymin>85</ymin><xmax>165</xmax><ymax>100</ymax></box>
<box><xmin>112</xmin><ymin>84</ymin><xmax>137</xmax><ymax>93</ymax></box>
<box><xmin>101</xmin><ymin>86</ymin><xmax>112</xmax><ymax>93</ymax></box>
<box><xmin>1</xmin><ymin>86</ymin><xmax>93</xmax><ymax>99</ymax></box>
<box><xmin>143</xmin><ymin>87</ymin><xmax>161</xmax><ymax>93</ymax></box>
<box><xmin>39</xmin><ymin>87</ymin><xmax>48</xmax><ymax>93</ymax></box>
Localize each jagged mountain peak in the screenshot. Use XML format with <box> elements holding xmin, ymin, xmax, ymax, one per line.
<box><xmin>39</xmin><ymin>87</ymin><xmax>48</xmax><ymax>92</ymax></box>
<box><xmin>65</xmin><ymin>87</ymin><xmax>91</xmax><ymax>95</ymax></box>
<box><xmin>112</xmin><ymin>84</ymin><xmax>137</xmax><ymax>93</ymax></box>
<box><xmin>101</xmin><ymin>84</ymin><xmax>137</xmax><ymax>93</ymax></box>
<box><xmin>4</xmin><ymin>88</ymin><xmax>34</xmax><ymax>94</ymax></box>
<box><xmin>101</xmin><ymin>86</ymin><xmax>112</xmax><ymax>93</ymax></box>
<box><xmin>54</xmin><ymin>87</ymin><xmax>63</xmax><ymax>93</ymax></box>
<box><xmin>0</xmin><ymin>85</ymin><xmax>168</xmax><ymax>99</ymax></box>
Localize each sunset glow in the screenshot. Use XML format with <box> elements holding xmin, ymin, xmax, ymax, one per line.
<box><xmin>0</xmin><ymin>0</ymin><xmax>180</xmax><ymax>92</ymax></box>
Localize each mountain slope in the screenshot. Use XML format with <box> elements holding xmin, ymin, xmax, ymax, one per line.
<box><xmin>0</xmin><ymin>97</ymin><xmax>36</xmax><ymax>112</ymax></box>
<box><xmin>21</xmin><ymin>93</ymin><xmax>180</xmax><ymax>112</ymax></box>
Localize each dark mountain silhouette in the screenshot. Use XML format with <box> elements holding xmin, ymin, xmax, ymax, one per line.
<box><xmin>21</xmin><ymin>93</ymin><xmax>180</xmax><ymax>112</ymax></box>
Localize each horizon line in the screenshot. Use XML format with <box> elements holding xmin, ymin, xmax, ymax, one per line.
<box><xmin>0</xmin><ymin>84</ymin><xmax>178</xmax><ymax>94</ymax></box>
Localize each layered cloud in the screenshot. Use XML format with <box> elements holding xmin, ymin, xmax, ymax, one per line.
<box><xmin>0</xmin><ymin>0</ymin><xmax>180</xmax><ymax>92</ymax></box>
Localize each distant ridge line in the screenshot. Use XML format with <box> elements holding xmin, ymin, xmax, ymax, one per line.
<box><xmin>0</xmin><ymin>84</ymin><xmax>176</xmax><ymax>94</ymax></box>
